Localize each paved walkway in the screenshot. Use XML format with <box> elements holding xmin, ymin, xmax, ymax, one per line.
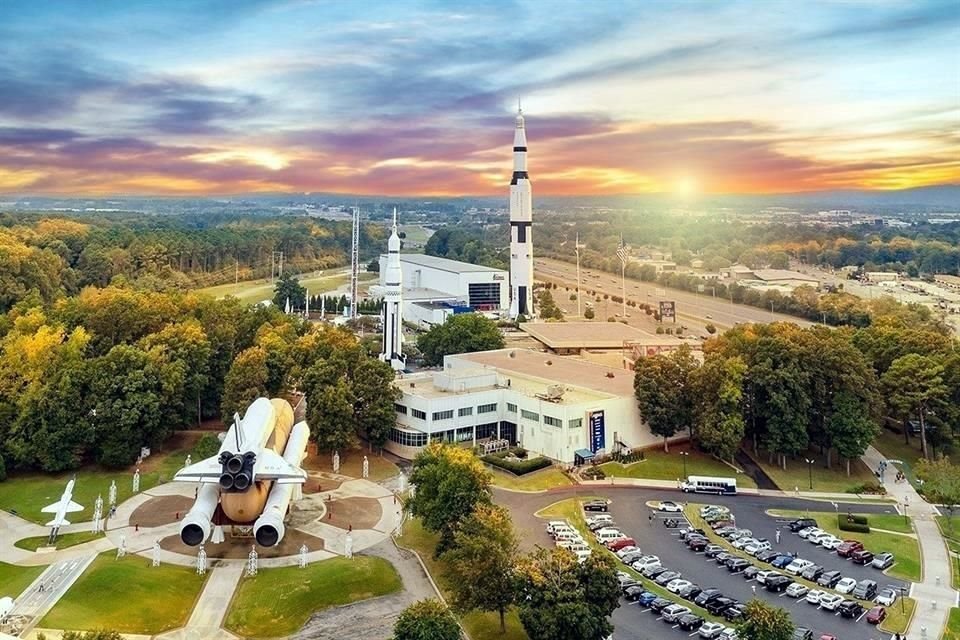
<box><xmin>863</xmin><ymin>445</ymin><xmax>958</xmax><ymax>639</ymax></box>
<box><xmin>155</xmin><ymin>563</ymin><xmax>244</xmax><ymax>640</ymax></box>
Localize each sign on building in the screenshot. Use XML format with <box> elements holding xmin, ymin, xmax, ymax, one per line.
<box><xmin>659</xmin><ymin>300</ymin><xmax>676</xmax><ymax>322</ymax></box>
<box><xmin>589</xmin><ymin>410</ymin><xmax>605</xmax><ymax>453</ymax></box>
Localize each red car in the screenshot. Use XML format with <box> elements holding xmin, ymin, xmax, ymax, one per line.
<box><xmin>836</xmin><ymin>540</ymin><xmax>864</xmax><ymax>558</ymax></box>
<box><xmin>866</xmin><ymin>605</ymin><xmax>887</xmax><ymax>624</ymax></box>
<box><xmin>608</xmin><ymin>537</ymin><xmax>636</xmax><ymax>551</ymax></box>
<box><xmin>819</xmin><ymin>636</ymin><xmax>837</xmax><ymax>640</ymax></box>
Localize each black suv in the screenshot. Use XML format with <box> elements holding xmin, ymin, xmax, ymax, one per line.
<box><xmin>765</xmin><ymin>575</ymin><xmax>793</xmax><ymax>592</ymax></box>
<box><xmin>584</xmin><ymin>500</ymin><xmax>609</xmax><ymax>512</ymax></box>
<box><xmin>756</xmin><ymin>550</ymin><xmax>780</xmax><ymax>563</ymax></box>
<box><xmin>800</xmin><ymin>564</ymin><xmax>823</xmax><ymax>581</ymax></box>
<box><xmin>838</xmin><ymin>600</ymin><xmax>864</xmax><ymax>619</ymax></box>
<box><xmin>728</xmin><ymin>558</ymin><xmax>750</xmax><ymax>573</ymax></box>
<box><xmin>678</xmin><ymin>614</ymin><xmax>704</xmax><ymax>631</ymax></box>
<box><xmin>817</xmin><ymin>570</ymin><xmax>842</xmax><ymax>588</ymax></box>
<box><xmin>649</xmin><ymin>597</ymin><xmax>673</xmax><ymax>613</ymax></box>
<box><xmin>723</xmin><ymin>605</ymin><xmax>745</xmax><ymax>622</ymax></box>
<box><xmin>705</xmin><ymin>597</ymin><xmax>738</xmax><ymax>616</ymax></box>
<box><xmin>694</xmin><ymin>588</ymin><xmax>723</xmax><ymax>607</ymax></box>
<box><xmin>789</xmin><ymin>518</ymin><xmax>817</xmax><ymax>532</ymax></box>
<box><xmin>742</xmin><ymin>565</ymin><xmax>760</xmax><ymax>580</ymax></box>
<box><xmin>679</xmin><ymin>585</ymin><xmax>702</xmax><ymax>601</ymax></box>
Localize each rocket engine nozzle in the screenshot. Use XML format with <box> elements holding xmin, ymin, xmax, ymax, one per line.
<box><xmin>217</xmin><ymin>450</ymin><xmax>257</xmax><ymax>493</ymax></box>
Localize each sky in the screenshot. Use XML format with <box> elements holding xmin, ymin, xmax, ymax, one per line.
<box><xmin>0</xmin><ymin>0</ymin><xmax>958</xmax><ymax>197</ymax></box>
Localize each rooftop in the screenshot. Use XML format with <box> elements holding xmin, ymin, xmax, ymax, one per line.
<box><xmin>403</xmin><ymin>287</ymin><xmax>460</xmax><ymax>301</ymax></box>
<box><xmin>752</xmin><ymin>269</ymin><xmax>819</xmax><ymax>283</ymax></box>
<box><xmin>520</xmin><ymin>321</ymin><xmax>680</xmax><ymax>349</ymax></box>
<box><xmin>395</xmin><ymin>253</ymin><xmax>506</xmax><ymax>274</ymax></box>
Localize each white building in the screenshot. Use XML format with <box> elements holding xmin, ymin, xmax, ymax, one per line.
<box><xmin>386</xmin><ymin>348</ymin><xmax>676</xmax><ymax>463</ymax></box>
<box><xmin>378</xmin><ymin>253</ymin><xmax>509</xmax><ymax>323</ymax></box>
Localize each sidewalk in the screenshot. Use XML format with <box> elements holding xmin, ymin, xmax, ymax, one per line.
<box><xmin>580</xmin><ymin>476</ymin><xmax>896</xmax><ymax>502</ymax></box>
<box><xmin>862</xmin><ymin>445</ymin><xmax>958</xmax><ymax>639</ymax></box>
<box><xmin>155</xmin><ymin>562</ymin><xmax>244</xmax><ymax>640</ymax></box>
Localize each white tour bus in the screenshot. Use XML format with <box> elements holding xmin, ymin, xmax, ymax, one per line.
<box><xmin>680</xmin><ymin>475</ymin><xmax>737</xmax><ymax>495</ymax></box>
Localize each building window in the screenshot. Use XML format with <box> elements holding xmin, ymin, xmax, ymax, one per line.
<box><xmin>477</xmin><ymin>403</ymin><xmax>497</xmax><ymax>414</ymax></box>
<box><xmin>544</xmin><ymin>415</ymin><xmax>562</xmax><ymax>428</ymax></box>
<box><xmin>388</xmin><ymin>427</ymin><xmax>428</xmax><ymax>448</ymax></box>
<box><xmin>468</xmin><ymin>282</ymin><xmax>500</xmax><ymax>308</ymax></box>
<box><xmin>432</xmin><ymin>410</ymin><xmax>454</xmax><ymax>421</ymax></box>
<box><xmin>411</xmin><ymin>408</ymin><xmax>426</xmax><ymax>420</ymax></box>
<box><xmin>506</xmin><ymin>403</ymin><xmax>517</xmax><ymax>413</ymax></box>
<box><xmin>456</xmin><ymin>426</ymin><xmax>474</xmax><ymax>442</ymax></box>
<box><xmin>458</xmin><ymin>407</ymin><xmax>473</xmax><ymax>417</ymax></box>
<box><xmin>476</xmin><ymin>422</ymin><xmax>497</xmax><ymax>439</ymax></box>
<box><xmin>521</xmin><ymin>409</ymin><xmax>539</xmax><ymax>422</ymax></box>
<box><xmin>394</xmin><ymin>403</ymin><xmax>408</xmax><ymax>415</ymax></box>
<box><xmin>568</xmin><ymin>418</ymin><xmax>582</xmax><ymax>429</ymax></box>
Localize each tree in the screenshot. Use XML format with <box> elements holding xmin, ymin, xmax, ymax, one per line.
<box><xmin>443</xmin><ymin>504</ymin><xmax>518</xmax><ymax>630</ymax></box>
<box><xmin>272</xmin><ymin>273</ymin><xmax>306</xmax><ymax>310</ymax></box>
<box><xmin>633</xmin><ymin>344</ymin><xmax>698</xmax><ymax>451</ymax></box>
<box><xmin>392</xmin><ymin>599</ymin><xmax>460</xmax><ymax>640</ymax></box>
<box><xmin>736</xmin><ymin>599</ymin><xmax>794</xmax><ymax>640</ymax></box>
<box><xmin>882</xmin><ymin>353</ymin><xmax>948</xmax><ymax>458</ymax></box>
<box><xmin>828</xmin><ymin>390</ymin><xmax>880</xmax><ymax>475</ymax></box>
<box><xmin>141</xmin><ymin>319</ymin><xmax>211</xmax><ymax>426</ymax></box>
<box><xmin>366</xmin><ymin>258</ymin><xmax>380</xmax><ymax>273</ymax></box>
<box><xmin>305</xmin><ymin>375</ymin><xmax>356</xmax><ymax>453</ymax></box>
<box><xmin>221</xmin><ymin>346</ymin><xmax>269</xmax><ymax>423</ymax></box>
<box><xmin>536</xmin><ymin>288</ymin><xmax>564</xmax><ymax>320</ymax></box>
<box><xmin>514</xmin><ymin>547</ymin><xmax>619</xmax><ymax>640</ymax></box>
<box><xmin>917</xmin><ymin>457</ymin><xmax>960</xmax><ymax>523</ymax></box>
<box><xmin>352</xmin><ymin>358</ymin><xmax>400</xmax><ymax>451</ymax></box>
<box><xmin>705</xmin><ymin>323</ymin><xmax>716</xmax><ymax>334</ymax></box>
<box><xmin>407</xmin><ymin>442</ymin><xmax>492</xmax><ymax>554</ymax></box>
<box><xmin>583</xmin><ymin>307</ymin><xmax>595</xmax><ymax>319</ymax></box>
<box><xmin>416</xmin><ymin>314</ymin><xmax>505</xmax><ymax>367</ymax></box>
<box><xmin>692</xmin><ymin>356</ymin><xmax>746</xmax><ymax>461</ymax></box>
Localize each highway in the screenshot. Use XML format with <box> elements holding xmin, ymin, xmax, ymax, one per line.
<box><xmin>535</xmin><ymin>257</ymin><xmax>815</xmax><ymax>329</ymax></box>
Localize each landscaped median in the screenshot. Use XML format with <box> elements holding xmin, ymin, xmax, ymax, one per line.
<box><xmin>489</xmin><ymin>466</ymin><xmax>572</xmax><ymax>492</ymax></box>
<box><xmin>14</xmin><ymin>531</ymin><xmax>104</xmax><ymax>552</ymax></box>
<box><xmin>598</xmin><ymin>446</ymin><xmax>757</xmax><ymax>489</ymax></box>
<box><xmin>767</xmin><ymin>508</ymin><xmax>921</xmax><ymax>582</ymax></box>
<box><xmin>945</xmin><ymin>606</ymin><xmax>960</xmax><ymax>640</ymax></box>
<box><xmin>0</xmin><ymin>561</ymin><xmax>45</xmax><ymax>599</ymax></box>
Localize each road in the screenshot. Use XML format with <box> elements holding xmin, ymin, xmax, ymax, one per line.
<box><xmin>495</xmin><ymin>486</ymin><xmax>900</xmax><ymax>640</ymax></box>
<box><xmin>6</xmin><ymin>554</ymin><xmax>97</xmax><ymax>634</ymax></box>
<box><xmin>535</xmin><ymin>257</ymin><xmax>815</xmax><ymax>329</ymax></box>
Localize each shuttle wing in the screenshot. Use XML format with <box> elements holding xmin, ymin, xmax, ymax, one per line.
<box><xmin>254</xmin><ymin>449</ymin><xmax>306</xmax><ymax>484</ymax></box>
<box><xmin>174</xmin><ymin>457</ymin><xmax>223</xmax><ymax>483</ymax></box>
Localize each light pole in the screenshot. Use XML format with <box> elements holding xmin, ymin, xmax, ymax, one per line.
<box><xmin>680</xmin><ymin>451</ymin><xmax>689</xmax><ymax>478</ymax></box>
<box><xmin>805</xmin><ymin>458</ymin><xmax>815</xmax><ymax>490</ymax></box>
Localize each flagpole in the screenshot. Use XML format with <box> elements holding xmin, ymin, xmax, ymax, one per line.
<box><xmin>575</xmin><ymin>232</ymin><xmax>582</xmax><ymax>317</ymax></box>
<box><xmin>618</xmin><ymin>234</ymin><xmax>627</xmax><ymax>318</ymax></box>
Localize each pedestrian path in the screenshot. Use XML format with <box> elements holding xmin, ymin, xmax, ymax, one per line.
<box><xmin>155</xmin><ymin>563</ymin><xmax>244</xmax><ymax>640</ymax></box>
<box><xmin>862</xmin><ymin>445</ymin><xmax>958</xmax><ymax>639</ymax></box>
<box><xmin>7</xmin><ymin>554</ymin><xmax>97</xmax><ymax>635</ymax></box>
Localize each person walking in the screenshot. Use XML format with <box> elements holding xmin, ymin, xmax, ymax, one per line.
<box><xmin>751</xmin><ymin>585</ymin><xmax>756</xmax><ymax>595</ymax></box>
<box><xmin>775</xmin><ymin>529</ymin><xmax>781</xmax><ymax>544</ymax></box>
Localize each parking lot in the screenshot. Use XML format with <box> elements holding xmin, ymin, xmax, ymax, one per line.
<box><xmin>495</xmin><ymin>486</ymin><xmax>904</xmax><ymax>640</ymax></box>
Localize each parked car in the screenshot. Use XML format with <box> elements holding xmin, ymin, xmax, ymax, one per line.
<box><xmin>771</xmin><ymin>555</ymin><xmax>795</xmax><ymax>569</ymax></box>
<box><xmin>765</xmin><ymin>576</ymin><xmax>794</xmax><ymax>593</ymax></box>
<box><xmin>836</xmin><ymin>540</ymin><xmax>865</xmax><ymax>558</ymax></box>
<box><xmin>818</xmin><ymin>593</ymin><xmax>844</xmax><ymax>611</ymax></box>
<box><xmin>681</xmin><ymin>527</ymin><xmax>708</xmax><ymax>540</ymax></box>
<box><xmin>872</xmin><ymin>552</ymin><xmax>895</xmax><ymax>570</ymax></box>
<box><xmin>608</xmin><ymin>537</ymin><xmax>636</xmax><ymax>552</ymax></box>
<box><xmin>714</xmin><ymin>526</ymin><xmax>738</xmax><ymax>537</ymax></box>
<box><xmin>624</xmin><ymin>586</ymin><xmax>648</xmax><ymax>601</ymax></box>
<box><xmin>584</xmin><ymin>500</ymin><xmax>609</xmax><ymax>512</ymax></box>
<box><xmin>644</xmin><ymin>565</ymin><xmax>669</xmax><ymax>579</ymax></box>
<box><xmin>655</xmin><ymin>571</ymin><xmax>683</xmax><ymax>587</ymax></box>
<box><xmin>852</xmin><ymin>550</ymin><xmax>875</xmax><ymax>565</ymax></box>
<box><xmin>817</xmin><ymin>570</ymin><xmax>842</xmax><ymax>588</ymax></box>
<box><xmin>718</xmin><ymin>628</ymin><xmax>739</xmax><ymax>640</ymax></box>
<box><xmin>785</xmin><ymin>558</ymin><xmax>814</xmax><ymax>575</ymax></box>
<box><xmin>866</xmin><ymin>605</ymin><xmax>887</xmax><ymax>624</ymax></box>
<box><xmin>619</xmin><ymin>578</ymin><xmax>640</xmax><ymax>593</ymax></box>
<box><xmin>785</xmin><ymin>582</ymin><xmax>809</xmax><ymax>598</ymax></box>
<box><xmin>745</xmin><ymin>540</ymin><xmax>772</xmax><ymax>555</ymax></box>
<box><xmin>852</xmin><ymin>579</ymin><xmax>878</xmax><ymax>600</ymax></box>
<box><xmin>715</xmin><ymin>552</ymin><xmax>732</xmax><ymax>564</ymax></box>
<box><xmin>589</xmin><ymin>520</ymin><xmax>616</xmax><ymax>532</ymax></box>
<box><xmin>805</xmin><ymin>589</ymin><xmax>826</xmax><ymax>605</ymax></box>
<box><xmin>704</xmin><ymin>544</ymin><xmax>725</xmax><ymax>558</ymax></box>
<box><xmin>732</xmin><ymin>536</ymin><xmax>757</xmax><ymax>550</ymax></box>
<box><xmin>789</xmin><ymin>518</ymin><xmax>817</xmax><ymax>532</ymax></box>
<box><xmin>875</xmin><ymin>587</ymin><xmax>898</xmax><ymax>606</ymax></box>
<box><xmin>637</xmin><ymin>591</ymin><xmax>659</xmax><ymax>607</ymax></box>
<box><xmin>835</xmin><ymin>577</ymin><xmax>857</xmax><ymax>594</ymax></box>
<box><xmin>808</xmin><ymin>531</ymin><xmax>834</xmax><ymax>545</ymax></box>
<box><xmin>700</xmin><ymin>505</ymin><xmax>730</xmax><ymax>517</ymax></box>
<box><xmin>678</xmin><ymin>614</ymin><xmax>705</xmax><ymax>631</ymax></box>
<box><xmin>742</xmin><ymin>565</ymin><xmax>760</xmax><ymax>580</ymax></box>
<box><xmin>662</xmin><ymin>604</ymin><xmax>692</xmax><ymax>623</ymax></box>
<box><xmin>621</xmin><ymin>551</ymin><xmax>645</xmax><ymax>565</ymax></box>
<box><xmin>699</xmin><ymin>622</ymin><xmax>726</xmax><ymax>639</ymax></box>
<box><xmin>838</xmin><ymin>600</ymin><xmax>864</xmax><ymax>618</ymax></box>
<box><xmin>667</xmin><ymin>578</ymin><xmax>693</xmax><ymax>594</ymax></box>
<box><xmin>689</xmin><ymin>537</ymin><xmax>709</xmax><ymax>552</ymax></box>
<box><xmin>680</xmin><ymin>584</ymin><xmax>703</xmax><ymax>601</ymax></box>
<box><xmin>658</xmin><ymin>500</ymin><xmax>683</xmax><ymax>513</ymax></box>
<box><xmin>800</xmin><ymin>564</ymin><xmax>824</xmax><ymax>581</ymax></box>
<box><xmin>756</xmin><ymin>550</ymin><xmax>780</xmax><ymax>563</ymax></box>
<box><xmin>819</xmin><ymin>535</ymin><xmax>843</xmax><ymax>550</ymax></box>
<box><xmin>632</xmin><ymin>556</ymin><xmax>660</xmax><ymax>571</ymax></box>
<box><xmin>705</xmin><ymin>597</ymin><xmax>738</xmax><ymax>615</ymax></box>
<box><xmin>792</xmin><ymin>629</ymin><xmax>813</xmax><ymax>640</ymax></box>
<box><xmin>694</xmin><ymin>588</ymin><xmax>723</xmax><ymax>607</ymax></box>
<box><xmin>649</xmin><ymin>597</ymin><xmax>673</xmax><ymax>612</ymax></box>
<box><xmin>616</xmin><ymin>546</ymin><xmax>639</xmax><ymax>558</ymax></box>
<box><xmin>722</xmin><ymin>605</ymin><xmax>745</xmax><ymax>623</ymax></box>
<box><xmin>728</xmin><ymin>558</ymin><xmax>750</xmax><ymax>573</ymax></box>
<box><xmin>798</xmin><ymin>527</ymin><xmax>823</xmax><ymax>540</ymax></box>
<box><xmin>711</xmin><ymin>520</ymin><xmax>735</xmax><ymax>530</ymax></box>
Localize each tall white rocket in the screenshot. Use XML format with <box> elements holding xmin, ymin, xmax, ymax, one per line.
<box><xmin>509</xmin><ymin>105</ymin><xmax>534</xmax><ymax>319</ymax></box>
<box><xmin>380</xmin><ymin>207</ymin><xmax>405</xmax><ymax>371</ymax></box>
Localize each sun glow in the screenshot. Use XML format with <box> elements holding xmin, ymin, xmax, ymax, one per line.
<box><xmin>673</xmin><ymin>175</ymin><xmax>699</xmax><ymax>198</ymax></box>
<box><xmin>189</xmin><ymin>149</ymin><xmax>290</xmax><ymax>171</ymax></box>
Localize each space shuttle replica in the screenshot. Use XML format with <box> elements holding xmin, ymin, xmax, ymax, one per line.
<box><xmin>509</xmin><ymin>104</ymin><xmax>534</xmax><ymax>319</ymax></box>
<box><xmin>174</xmin><ymin>397</ymin><xmax>309</xmax><ymax>547</ymax></box>
<box><xmin>379</xmin><ymin>207</ymin><xmax>405</xmax><ymax>372</ymax></box>
<box><xmin>43</xmin><ymin>477</ymin><xmax>84</xmax><ymax>541</ymax></box>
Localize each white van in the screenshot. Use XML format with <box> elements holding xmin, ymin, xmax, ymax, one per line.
<box><xmin>594</xmin><ymin>529</ymin><xmax>625</xmax><ymax>544</ymax></box>
<box><xmin>573</xmin><ymin>548</ymin><xmax>592</xmax><ymax>563</ymax></box>
<box><xmin>555</xmin><ymin>530</ymin><xmax>584</xmax><ymax>544</ymax></box>
<box><xmin>586</xmin><ymin>514</ymin><xmax>613</xmax><ymax>527</ymax></box>
<box><xmin>631</xmin><ymin>555</ymin><xmax>660</xmax><ymax>572</ymax></box>
<box><xmin>546</xmin><ymin>521</ymin><xmax>572</xmax><ymax>536</ymax></box>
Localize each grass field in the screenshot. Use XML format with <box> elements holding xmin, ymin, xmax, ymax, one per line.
<box><xmin>194</xmin><ymin>270</ymin><xmax>374</xmax><ymax>305</ymax></box>
<box><xmin>0</xmin><ymin>561</ymin><xmax>46</xmax><ymax>598</ymax></box>
<box><xmin>768</xmin><ymin>509</ymin><xmax>921</xmax><ymax>582</ymax></box>
<box><xmin>15</xmin><ymin>531</ymin><xmax>104</xmax><ymax>552</ymax></box>
<box><xmin>41</xmin><ymin>552</ymin><xmax>206</xmax><ymax>634</ymax></box>
<box><xmin>599</xmin><ymin>445</ymin><xmax>757</xmax><ymax>489</ymax></box>
<box><xmin>490</xmin><ymin>467</ymin><xmax>572</xmax><ymax>492</ymax></box>
<box><xmin>399</xmin><ymin>224</ymin><xmax>434</xmax><ymax>246</ymax></box>
<box><xmin>745</xmin><ymin>448</ymin><xmax>878</xmax><ymax>494</ymax></box>
<box><xmin>771</xmin><ymin>508</ymin><xmax>913</xmax><ymax>534</ymax></box>
<box><xmin>945</xmin><ymin>607</ymin><xmax>960</xmax><ymax>640</ymax></box>
<box><xmin>878</xmin><ymin>594</ymin><xmax>916</xmax><ymax>635</ymax></box>
<box><xmin>396</xmin><ymin>518</ymin><xmax>529</xmax><ymax>640</ymax></box>
<box><xmin>223</xmin><ymin>556</ymin><xmax>401</xmax><ymax>638</ymax></box>
<box><xmin>303</xmin><ymin>448</ymin><xmax>399</xmax><ymax>481</ymax></box>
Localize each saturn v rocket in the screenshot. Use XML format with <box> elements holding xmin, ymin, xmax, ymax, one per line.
<box><xmin>379</xmin><ymin>207</ymin><xmax>405</xmax><ymax>371</ymax></box>
<box><xmin>174</xmin><ymin>397</ymin><xmax>309</xmax><ymax>547</ymax></box>
<box><xmin>508</xmin><ymin>105</ymin><xmax>534</xmax><ymax>319</ymax></box>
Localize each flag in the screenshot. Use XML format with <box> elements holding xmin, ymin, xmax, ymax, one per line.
<box><xmin>305</xmin><ymin>294</ymin><xmax>310</xmax><ymax>318</ymax></box>
<box><xmin>616</xmin><ymin>235</ymin><xmax>628</xmax><ymax>265</ymax></box>
<box><xmin>285</xmin><ymin>297</ymin><xmax>291</xmax><ymax>314</ymax></box>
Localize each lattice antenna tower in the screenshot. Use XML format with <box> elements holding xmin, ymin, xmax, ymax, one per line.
<box><xmin>350</xmin><ymin>205</ymin><xmax>360</xmax><ymax>319</ymax></box>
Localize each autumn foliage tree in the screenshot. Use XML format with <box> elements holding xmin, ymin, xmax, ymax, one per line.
<box><xmin>737</xmin><ymin>599</ymin><xmax>794</xmax><ymax>640</ymax></box>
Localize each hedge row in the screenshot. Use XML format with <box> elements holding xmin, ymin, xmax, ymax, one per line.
<box><xmin>482</xmin><ymin>454</ymin><xmax>553</xmax><ymax>476</ymax></box>
<box><xmin>838</xmin><ymin>514</ymin><xmax>871</xmax><ymax>533</ymax></box>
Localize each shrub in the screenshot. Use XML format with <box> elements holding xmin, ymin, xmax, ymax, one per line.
<box><xmin>705</xmin><ymin>323</ymin><xmax>717</xmax><ymax>334</ymax></box>
<box><xmin>582</xmin><ymin>466</ymin><xmax>606</xmax><ymax>480</ymax></box>
<box><xmin>656</xmin><ymin>326</ymin><xmax>665</xmax><ymax>334</ymax></box>
<box><xmin>482</xmin><ymin>453</ymin><xmax>552</xmax><ymax>475</ymax></box>
<box><xmin>844</xmin><ymin>481</ymin><xmax>886</xmax><ymax>495</ymax></box>
<box><xmin>675</xmin><ymin>327</ymin><xmax>683</xmax><ymax>335</ymax></box>
<box><xmin>665</xmin><ymin>328</ymin><xmax>673</xmax><ymax>335</ymax></box>
<box><xmin>193</xmin><ymin>433</ymin><xmax>221</xmax><ymax>459</ymax></box>
<box><xmin>607</xmin><ymin>317</ymin><xmax>616</xmax><ymax>322</ymax></box>
<box><xmin>584</xmin><ymin>308</ymin><xmax>595</xmax><ymax>319</ymax></box>
<box><xmin>838</xmin><ymin>514</ymin><xmax>871</xmax><ymax>533</ymax></box>
<box><xmin>0</xmin><ymin>453</ymin><xmax>6</xmax><ymax>482</ymax></box>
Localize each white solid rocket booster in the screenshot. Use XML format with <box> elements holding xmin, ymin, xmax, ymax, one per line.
<box><xmin>380</xmin><ymin>207</ymin><xmax>405</xmax><ymax>371</ymax></box>
<box><xmin>252</xmin><ymin>420</ymin><xmax>311</xmax><ymax>546</ymax></box>
<box><xmin>509</xmin><ymin>105</ymin><xmax>534</xmax><ymax>319</ymax></box>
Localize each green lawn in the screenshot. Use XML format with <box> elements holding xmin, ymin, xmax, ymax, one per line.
<box><xmin>304</xmin><ymin>448</ymin><xmax>399</xmax><ymax>482</ymax></box>
<box><xmin>935</xmin><ymin>516</ymin><xmax>960</xmax><ymax>589</ymax></box>
<box><xmin>878</xmin><ymin>594</ymin><xmax>916</xmax><ymax>636</ymax></box>
<box><xmin>194</xmin><ymin>271</ymin><xmax>374</xmax><ymax>305</ymax></box>
<box><xmin>769</xmin><ymin>508</ymin><xmax>913</xmax><ymax>534</ymax></box>
<box><xmin>744</xmin><ymin>448</ymin><xmax>878</xmax><ymax>494</ymax></box>
<box><xmin>15</xmin><ymin>531</ymin><xmax>104</xmax><ymax>552</ymax></box>
<box><xmin>768</xmin><ymin>509</ymin><xmax>921</xmax><ymax>582</ymax></box>
<box><xmin>399</xmin><ymin>224</ymin><xmax>434</xmax><ymax>245</ymax></box>
<box><xmin>396</xmin><ymin>518</ymin><xmax>529</xmax><ymax>640</ymax></box>
<box><xmin>223</xmin><ymin>556</ymin><xmax>401</xmax><ymax>638</ymax></box>
<box><xmin>598</xmin><ymin>445</ymin><xmax>757</xmax><ymax>489</ymax></box>
<box><xmin>945</xmin><ymin>607</ymin><xmax>960</xmax><ymax>640</ymax></box>
<box><xmin>41</xmin><ymin>552</ymin><xmax>206</xmax><ymax>634</ymax></box>
<box><xmin>490</xmin><ymin>467</ymin><xmax>572</xmax><ymax>492</ymax></box>
<box><xmin>0</xmin><ymin>561</ymin><xmax>46</xmax><ymax>598</ymax></box>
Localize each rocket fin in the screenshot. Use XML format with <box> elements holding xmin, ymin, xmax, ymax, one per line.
<box><xmin>174</xmin><ymin>457</ymin><xmax>224</xmax><ymax>483</ymax></box>
<box><xmin>46</xmin><ymin>518</ymin><xmax>69</xmax><ymax>527</ymax></box>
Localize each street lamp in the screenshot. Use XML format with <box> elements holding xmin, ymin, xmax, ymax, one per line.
<box><xmin>680</xmin><ymin>451</ymin><xmax>689</xmax><ymax>478</ymax></box>
<box><xmin>805</xmin><ymin>458</ymin><xmax>815</xmax><ymax>490</ymax></box>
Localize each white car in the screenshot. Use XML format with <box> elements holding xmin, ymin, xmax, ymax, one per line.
<box><xmin>835</xmin><ymin>577</ymin><xmax>857</xmax><ymax>594</ymax></box>
<box><xmin>785</xmin><ymin>559</ymin><xmax>814</xmax><ymax>575</ymax></box>
<box><xmin>632</xmin><ymin>555</ymin><xmax>661</xmax><ymax>572</ymax></box>
<box><xmin>797</xmin><ymin>526</ymin><xmax>820</xmax><ymax>539</ymax></box>
<box><xmin>732</xmin><ymin>536</ymin><xmax>757</xmax><ymax>550</ymax></box>
<box><xmin>700</xmin><ymin>505</ymin><xmax>730</xmax><ymax>517</ymax></box>
<box><xmin>658</xmin><ymin>500</ymin><xmax>683</xmax><ymax>513</ymax></box>
<box><xmin>745</xmin><ymin>540</ymin><xmax>771</xmax><ymax>556</ymax></box>
<box><xmin>805</xmin><ymin>589</ymin><xmax>826</xmax><ymax>605</ymax></box>
<box><xmin>807</xmin><ymin>530</ymin><xmax>832</xmax><ymax>545</ymax></box>
<box><xmin>662</xmin><ymin>604</ymin><xmax>691</xmax><ymax>623</ymax></box>
<box><xmin>667</xmin><ymin>578</ymin><xmax>693</xmax><ymax>594</ymax></box>
<box><xmin>785</xmin><ymin>582</ymin><xmax>809</xmax><ymax>598</ymax></box>
<box><xmin>819</xmin><ymin>535</ymin><xmax>843</xmax><ymax>550</ymax></box>
<box><xmin>756</xmin><ymin>570</ymin><xmax>781</xmax><ymax>585</ymax></box>
<box><xmin>718</xmin><ymin>628</ymin><xmax>739</xmax><ymax>640</ymax></box>
<box><xmin>699</xmin><ymin>622</ymin><xmax>726</xmax><ymax>638</ymax></box>
<box><xmin>729</xmin><ymin>528</ymin><xmax>753</xmax><ymax>540</ymax></box>
<box><xmin>616</xmin><ymin>546</ymin><xmax>640</xmax><ymax>558</ymax></box>
<box><xmin>818</xmin><ymin>593</ymin><xmax>844</xmax><ymax>610</ymax></box>
<box><xmin>875</xmin><ymin>587</ymin><xmax>899</xmax><ymax>606</ymax></box>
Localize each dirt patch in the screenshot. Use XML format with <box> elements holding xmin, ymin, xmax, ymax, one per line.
<box><xmin>129</xmin><ymin>495</ymin><xmax>195</xmax><ymax>528</ymax></box>
<box><xmin>303</xmin><ymin>475</ymin><xmax>342</xmax><ymax>494</ymax></box>
<box><xmin>159</xmin><ymin>527</ymin><xmax>325</xmax><ymax>558</ymax></box>
<box><xmin>324</xmin><ymin>497</ymin><xmax>382</xmax><ymax>531</ymax></box>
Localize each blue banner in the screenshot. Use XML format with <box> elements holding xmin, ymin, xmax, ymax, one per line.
<box><xmin>590</xmin><ymin>411</ymin><xmax>605</xmax><ymax>453</ymax></box>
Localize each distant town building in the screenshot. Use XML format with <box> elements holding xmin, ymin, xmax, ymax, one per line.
<box><xmin>630</xmin><ymin>258</ymin><xmax>677</xmax><ymax>273</ymax></box>
<box><xmin>865</xmin><ymin>272</ymin><xmax>900</xmax><ymax>283</ymax></box>
<box><xmin>934</xmin><ymin>274</ymin><xmax>960</xmax><ymax>291</ymax></box>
